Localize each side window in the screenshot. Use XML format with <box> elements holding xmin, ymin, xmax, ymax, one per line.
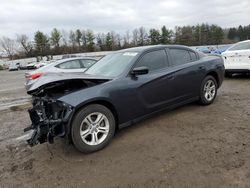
<box><xmin>228</xmin><ymin>41</ymin><xmax>250</xmax><ymax>51</ymax></box>
<box><xmin>80</xmin><ymin>59</ymin><xmax>96</xmax><ymax>68</ymax></box>
<box><xmin>135</xmin><ymin>50</ymin><xmax>168</xmax><ymax>72</ymax></box>
<box><xmin>56</xmin><ymin>60</ymin><xmax>82</xmax><ymax>69</ymax></box>
<box><xmin>189</xmin><ymin>51</ymin><xmax>198</xmax><ymax>61</ymax></box>
<box><xmin>169</xmin><ymin>49</ymin><xmax>192</xmax><ymax>66</ymax></box>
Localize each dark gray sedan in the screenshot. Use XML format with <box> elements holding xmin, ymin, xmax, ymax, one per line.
<box><xmin>25</xmin><ymin>45</ymin><xmax>224</xmax><ymax>153</ymax></box>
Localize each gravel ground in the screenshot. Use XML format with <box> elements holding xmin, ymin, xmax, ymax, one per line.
<box><xmin>0</xmin><ymin>71</ymin><xmax>249</xmax><ymax>188</ymax></box>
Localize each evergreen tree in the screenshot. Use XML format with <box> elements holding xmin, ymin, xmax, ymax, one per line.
<box><xmin>149</xmin><ymin>29</ymin><xmax>161</xmax><ymax>45</ymax></box>
<box><xmin>50</xmin><ymin>28</ymin><xmax>61</xmax><ymax>54</ymax></box>
<box><xmin>228</xmin><ymin>28</ymin><xmax>238</xmax><ymax>40</ymax></box>
<box><xmin>34</xmin><ymin>31</ymin><xmax>50</xmax><ymax>56</ymax></box>
<box><xmin>86</xmin><ymin>30</ymin><xmax>95</xmax><ymax>52</ymax></box>
<box><xmin>161</xmin><ymin>26</ymin><xmax>172</xmax><ymax>44</ymax></box>
<box><xmin>106</xmin><ymin>32</ymin><xmax>112</xmax><ymax>50</ymax></box>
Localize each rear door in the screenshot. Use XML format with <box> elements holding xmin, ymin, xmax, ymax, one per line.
<box><xmin>167</xmin><ymin>47</ymin><xmax>205</xmax><ymax>99</ymax></box>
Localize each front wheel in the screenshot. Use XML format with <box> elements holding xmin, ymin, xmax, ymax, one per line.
<box><xmin>199</xmin><ymin>76</ymin><xmax>218</xmax><ymax>105</ymax></box>
<box><xmin>71</xmin><ymin>104</ymin><xmax>116</xmax><ymax>153</ymax></box>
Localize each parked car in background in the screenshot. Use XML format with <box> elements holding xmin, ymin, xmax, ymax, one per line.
<box><xmin>222</xmin><ymin>40</ymin><xmax>250</xmax><ymax>77</ymax></box>
<box><xmin>62</xmin><ymin>54</ymin><xmax>78</xmax><ymax>59</ymax></box>
<box><xmin>8</xmin><ymin>63</ymin><xmax>19</xmax><ymax>71</ymax></box>
<box><xmin>24</xmin><ymin>45</ymin><xmax>224</xmax><ymax>153</ymax></box>
<box><xmin>25</xmin><ymin>57</ymin><xmax>97</xmax><ymax>88</ymax></box>
<box><xmin>196</xmin><ymin>47</ymin><xmax>211</xmax><ymax>54</ymax></box>
<box><xmin>19</xmin><ymin>63</ymin><xmax>28</xmax><ymax>70</ymax></box>
<box><xmin>26</xmin><ymin>62</ymin><xmax>38</xmax><ymax>70</ymax></box>
<box><xmin>36</xmin><ymin>61</ymin><xmax>49</xmax><ymax>68</ymax></box>
<box><xmin>211</xmin><ymin>45</ymin><xmax>231</xmax><ymax>55</ymax></box>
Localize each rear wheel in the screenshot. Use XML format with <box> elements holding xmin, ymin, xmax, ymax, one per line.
<box><xmin>199</xmin><ymin>76</ymin><xmax>217</xmax><ymax>105</ymax></box>
<box><xmin>71</xmin><ymin>104</ymin><xmax>116</xmax><ymax>153</ymax></box>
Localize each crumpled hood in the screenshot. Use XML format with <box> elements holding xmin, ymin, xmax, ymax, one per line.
<box><xmin>26</xmin><ymin>72</ymin><xmax>112</xmax><ymax>95</ymax></box>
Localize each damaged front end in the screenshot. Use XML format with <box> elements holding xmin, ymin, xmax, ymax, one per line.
<box><xmin>24</xmin><ymin>96</ymin><xmax>74</xmax><ymax>146</ymax></box>
<box><xmin>24</xmin><ymin>74</ymin><xmax>111</xmax><ymax>147</ymax></box>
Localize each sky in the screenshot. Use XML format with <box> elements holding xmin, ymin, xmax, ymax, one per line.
<box><xmin>0</xmin><ymin>0</ymin><xmax>250</xmax><ymax>38</ymax></box>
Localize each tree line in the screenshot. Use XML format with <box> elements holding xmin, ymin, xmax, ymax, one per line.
<box><xmin>0</xmin><ymin>24</ymin><xmax>250</xmax><ymax>60</ymax></box>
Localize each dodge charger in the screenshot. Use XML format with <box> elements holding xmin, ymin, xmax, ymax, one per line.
<box><xmin>24</xmin><ymin>45</ymin><xmax>225</xmax><ymax>153</ymax></box>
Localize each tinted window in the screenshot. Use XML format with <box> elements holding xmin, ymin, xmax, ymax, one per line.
<box><xmin>228</xmin><ymin>41</ymin><xmax>250</xmax><ymax>51</ymax></box>
<box><xmin>56</xmin><ymin>60</ymin><xmax>82</xmax><ymax>69</ymax></box>
<box><xmin>80</xmin><ymin>59</ymin><xmax>96</xmax><ymax>68</ymax></box>
<box><xmin>189</xmin><ymin>51</ymin><xmax>197</xmax><ymax>61</ymax></box>
<box><xmin>169</xmin><ymin>49</ymin><xmax>193</xmax><ymax>66</ymax></box>
<box><xmin>135</xmin><ymin>50</ymin><xmax>168</xmax><ymax>72</ymax></box>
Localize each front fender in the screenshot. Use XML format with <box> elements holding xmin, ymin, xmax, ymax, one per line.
<box><xmin>57</xmin><ymin>84</ymin><xmax>112</xmax><ymax>108</ymax></box>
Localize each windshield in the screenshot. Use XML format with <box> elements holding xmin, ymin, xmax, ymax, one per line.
<box><xmin>85</xmin><ymin>52</ymin><xmax>138</xmax><ymax>77</ymax></box>
<box><xmin>228</xmin><ymin>41</ymin><xmax>250</xmax><ymax>51</ymax></box>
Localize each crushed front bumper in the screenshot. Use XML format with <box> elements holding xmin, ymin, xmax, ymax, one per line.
<box><xmin>24</xmin><ymin>97</ymin><xmax>74</xmax><ymax>146</ymax></box>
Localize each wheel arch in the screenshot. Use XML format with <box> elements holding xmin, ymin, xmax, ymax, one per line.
<box><xmin>206</xmin><ymin>71</ymin><xmax>219</xmax><ymax>87</ymax></box>
<box><xmin>68</xmin><ymin>99</ymin><xmax>120</xmax><ymax>136</ymax></box>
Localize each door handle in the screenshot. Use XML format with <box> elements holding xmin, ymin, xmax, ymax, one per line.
<box><xmin>166</xmin><ymin>75</ymin><xmax>175</xmax><ymax>80</ymax></box>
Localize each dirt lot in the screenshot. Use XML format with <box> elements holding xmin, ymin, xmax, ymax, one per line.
<box><xmin>0</xmin><ymin>70</ymin><xmax>30</xmax><ymax>110</ymax></box>
<box><xmin>0</xmin><ymin>71</ymin><xmax>250</xmax><ymax>188</ymax></box>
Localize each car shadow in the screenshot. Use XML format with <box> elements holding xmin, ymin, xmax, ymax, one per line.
<box><xmin>226</xmin><ymin>73</ymin><xmax>250</xmax><ymax>79</ymax></box>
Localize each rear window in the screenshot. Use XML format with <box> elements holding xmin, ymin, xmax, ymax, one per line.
<box><xmin>169</xmin><ymin>48</ymin><xmax>198</xmax><ymax>67</ymax></box>
<box><xmin>80</xmin><ymin>59</ymin><xmax>96</xmax><ymax>68</ymax></box>
<box><xmin>56</xmin><ymin>60</ymin><xmax>82</xmax><ymax>69</ymax></box>
<box><xmin>189</xmin><ymin>51</ymin><xmax>198</xmax><ymax>61</ymax></box>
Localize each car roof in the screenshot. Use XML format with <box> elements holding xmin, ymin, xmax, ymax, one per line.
<box><xmin>51</xmin><ymin>57</ymin><xmax>97</xmax><ymax>64</ymax></box>
<box><xmin>59</xmin><ymin>57</ymin><xmax>97</xmax><ymax>61</ymax></box>
<box><xmin>235</xmin><ymin>40</ymin><xmax>250</xmax><ymax>44</ymax></box>
<box><xmin>117</xmin><ymin>44</ymin><xmax>191</xmax><ymax>53</ymax></box>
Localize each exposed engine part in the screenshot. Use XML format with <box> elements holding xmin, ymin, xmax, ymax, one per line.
<box><xmin>24</xmin><ymin>96</ymin><xmax>73</xmax><ymax>146</ymax></box>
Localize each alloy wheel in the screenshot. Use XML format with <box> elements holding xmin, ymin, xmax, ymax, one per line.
<box><xmin>80</xmin><ymin>112</ymin><xmax>110</xmax><ymax>146</ymax></box>
<box><xmin>203</xmin><ymin>80</ymin><xmax>216</xmax><ymax>102</ymax></box>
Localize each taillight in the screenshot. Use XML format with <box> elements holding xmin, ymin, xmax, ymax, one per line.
<box><xmin>26</xmin><ymin>73</ymin><xmax>43</xmax><ymax>80</ymax></box>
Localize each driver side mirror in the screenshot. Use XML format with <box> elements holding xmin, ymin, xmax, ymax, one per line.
<box><xmin>131</xmin><ymin>66</ymin><xmax>149</xmax><ymax>76</ymax></box>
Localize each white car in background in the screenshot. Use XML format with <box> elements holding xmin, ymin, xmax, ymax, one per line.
<box><xmin>25</xmin><ymin>57</ymin><xmax>97</xmax><ymax>87</ymax></box>
<box><xmin>222</xmin><ymin>40</ymin><xmax>250</xmax><ymax>77</ymax></box>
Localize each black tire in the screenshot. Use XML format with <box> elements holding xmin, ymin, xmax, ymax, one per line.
<box><xmin>225</xmin><ymin>72</ymin><xmax>233</xmax><ymax>78</ymax></box>
<box><xmin>199</xmin><ymin>75</ymin><xmax>218</xmax><ymax>105</ymax></box>
<box><xmin>71</xmin><ymin>104</ymin><xmax>116</xmax><ymax>153</ymax></box>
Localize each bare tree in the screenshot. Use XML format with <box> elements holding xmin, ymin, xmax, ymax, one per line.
<box><xmin>96</xmin><ymin>33</ymin><xmax>106</xmax><ymax>51</ymax></box>
<box><xmin>61</xmin><ymin>29</ymin><xmax>69</xmax><ymax>46</ymax></box>
<box><xmin>16</xmin><ymin>34</ymin><xmax>33</xmax><ymax>56</ymax></box>
<box><xmin>0</xmin><ymin>37</ymin><xmax>16</xmax><ymax>59</ymax></box>
<box><xmin>138</xmin><ymin>26</ymin><xmax>148</xmax><ymax>46</ymax></box>
<box><xmin>69</xmin><ymin>30</ymin><xmax>76</xmax><ymax>47</ymax></box>
<box><xmin>81</xmin><ymin>30</ymin><xmax>87</xmax><ymax>51</ymax></box>
<box><xmin>132</xmin><ymin>28</ymin><xmax>139</xmax><ymax>46</ymax></box>
<box><xmin>122</xmin><ymin>30</ymin><xmax>130</xmax><ymax>48</ymax></box>
<box><xmin>111</xmin><ymin>31</ymin><xmax>118</xmax><ymax>50</ymax></box>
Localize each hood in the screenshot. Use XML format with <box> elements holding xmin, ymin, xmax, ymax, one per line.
<box><xmin>27</xmin><ymin>72</ymin><xmax>112</xmax><ymax>95</ymax></box>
